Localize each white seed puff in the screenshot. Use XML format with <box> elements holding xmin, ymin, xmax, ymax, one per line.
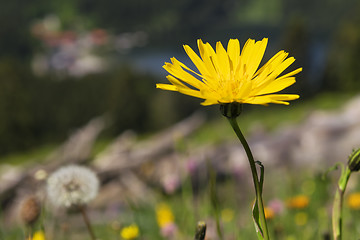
<box><xmin>47</xmin><ymin>165</ymin><xmax>99</xmax><ymax>208</ymax></box>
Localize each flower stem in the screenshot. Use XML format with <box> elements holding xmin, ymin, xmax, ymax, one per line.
<box><xmin>26</xmin><ymin>226</ymin><xmax>32</xmax><ymax>240</ymax></box>
<box><xmin>79</xmin><ymin>205</ymin><xmax>96</xmax><ymax>240</ymax></box>
<box><xmin>194</xmin><ymin>221</ymin><xmax>207</xmax><ymax>240</ymax></box>
<box><xmin>227</xmin><ymin>117</ymin><xmax>270</xmax><ymax>240</ymax></box>
<box><xmin>332</xmin><ymin>166</ymin><xmax>351</xmax><ymax>240</ymax></box>
<box><xmin>208</xmin><ymin>160</ymin><xmax>224</xmax><ymax>240</ymax></box>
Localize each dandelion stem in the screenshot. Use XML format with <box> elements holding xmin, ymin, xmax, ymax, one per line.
<box><xmin>227</xmin><ymin>117</ymin><xmax>270</xmax><ymax>240</ymax></box>
<box><xmin>26</xmin><ymin>226</ymin><xmax>32</xmax><ymax>240</ymax></box>
<box><xmin>332</xmin><ymin>166</ymin><xmax>351</xmax><ymax>240</ymax></box>
<box><xmin>79</xmin><ymin>206</ymin><xmax>96</xmax><ymax>240</ymax></box>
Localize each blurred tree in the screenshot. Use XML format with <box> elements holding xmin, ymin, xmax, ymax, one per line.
<box><xmin>0</xmin><ymin>0</ymin><xmax>51</xmax><ymax>59</ymax></box>
<box><xmin>0</xmin><ymin>59</ymin><xmax>36</xmax><ymax>153</ymax></box>
<box><xmin>323</xmin><ymin>2</ymin><xmax>360</xmax><ymax>92</ymax></box>
<box><xmin>1</xmin><ymin>0</ymin><xmax>360</xmax><ymax>156</ymax></box>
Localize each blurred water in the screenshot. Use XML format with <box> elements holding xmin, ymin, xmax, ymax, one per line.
<box><xmin>124</xmin><ymin>49</ymin><xmax>195</xmax><ymax>78</ymax></box>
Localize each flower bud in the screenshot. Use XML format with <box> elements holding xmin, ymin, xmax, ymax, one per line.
<box><xmin>348</xmin><ymin>148</ymin><xmax>360</xmax><ymax>172</ymax></box>
<box><xmin>195</xmin><ymin>221</ymin><xmax>206</xmax><ymax>240</ymax></box>
<box><xmin>19</xmin><ymin>195</ymin><xmax>41</xmax><ymax>226</ymax></box>
<box><xmin>220</xmin><ymin>103</ymin><xmax>243</xmax><ymax>118</ymax></box>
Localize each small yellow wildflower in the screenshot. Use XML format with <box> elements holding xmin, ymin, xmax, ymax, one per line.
<box><xmin>157</xmin><ymin>38</ymin><xmax>301</xmax><ymax>106</ymax></box>
<box><xmin>32</xmin><ymin>230</ymin><xmax>46</xmax><ymax>240</ymax></box>
<box><xmin>221</xmin><ymin>208</ymin><xmax>234</xmax><ymax>223</ymax></box>
<box><xmin>347</xmin><ymin>192</ymin><xmax>360</xmax><ymax>209</ymax></box>
<box><xmin>294</xmin><ymin>212</ymin><xmax>308</xmax><ymax>226</ymax></box>
<box><xmin>156</xmin><ymin>203</ymin><xmax>175</xmax><ymax>228</ymax></box>
<box><xmin>264</xmin><ymin>207</ymin><xmax>275</xmax><ymax>219</ymax></box>
<box><xmin>120</xmin><ymin>224</ymin><xmax>139</xmax><ymax>240</ymax></box>
<box><xmin>286</xmin><ymin>195</ymin><xmax>309</xmax><ymax>209</ymax></box>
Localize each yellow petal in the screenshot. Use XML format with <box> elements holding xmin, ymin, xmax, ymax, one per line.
<box><xmin>245</xmin><ymin>38</ymin><xmax>268</xmax><ymax>80</ymax></box>
<box><xmin>268</xmin><ymin>94</ymin><xmax>300</xmax><ymax>101</ymax></box>
<box><xmin>254</xmin><ymin>56</ymin><xmax>296</xmax><ymax>89</ymax></box>
<box><xmin>163</xmin><ymin>61</ymin><xmax>202</xmax><ymax>89</ymax></box>
<box><xmin>200</xmin><ymin>98</ymin><xmax>220</xmax><ymax>106</ymax></box>
<box><xmin>270</xmin><ymin>57</ymin><xmax>296</xmax><ymax>79</ymax></box>
<box><xmin>238</xmin><ymin>39</ymin><xmax>255</xmax><ymax>77</ymax></box>
<box><xmin>166</xmin><ymin>75</ymin><xmax>187</xmax><ymax>88</ymax></box>
<box><xmin>183</xmin><ymin>44</ymin><xmax>210</xmax><ymax>77</ymax></box>
<box><xmin>276</xmin><ymin>68</ymin><xmax>303</xmax><ymax>80</ymax></box>
<box><xmin>156</xmin><ymin>83</ymin><xmax>177</xmax><ymax>91</ymax></box>
<box><xmin>227</xmin><ymin>39</ymin><xmax>240</xmax><ymax>72</ymax></box>
<box><xmin>177</xmin><ymin>87</ymin><xmax>204</xmax><ymax>99</ymax></box>
<box><xmin>215</xmin><ymin>41</ymin><xmax>230</xmax><ymax>79</ymax></box>
<box><xmin>253</xmin><ymin>51</ymin><xmax>288</xmax><ymax>79</ymax></box>
<box><xmin>255</xmin><ymin>77</ymin><xmax>296</xmax><ymax>95</ymax></box>
<box><xmin>236</xmin><ymin>80</ymin><xmax>253</xmax><ymax>99</ymax></box>
<box><xmin>243</xmin><ymin>95</ymin><xmax>271</xmax><ymax>105</ymax></box>
<box><xmin>198</xmin><ymin>40</ymin><xmax>218</xmax><ymax>77</ymax></box>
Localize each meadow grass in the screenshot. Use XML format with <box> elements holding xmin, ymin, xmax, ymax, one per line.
<box><xmin>1</xmin><ymin>92</ymin><xmax>359</xmax><ymax>239</ymax></box>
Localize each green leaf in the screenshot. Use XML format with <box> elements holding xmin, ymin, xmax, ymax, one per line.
<box><xmin>252</xmin><ymin>161</ymin><xmax>265</xmax><ymax>239</ymax></box>
<box><xmin>252</xmin><ymin>199</ymin><xmax>264</xmax><ymax>239</ymax></box>
<box><xmin>322</xmin><ymin>162</ymin><xmax>344</xmax><ymax>180</ymax></box>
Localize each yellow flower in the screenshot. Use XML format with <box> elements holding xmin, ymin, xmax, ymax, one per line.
<box><xmin>286</xmin><ymin>195</ymin><xmax>309</xmax><ymax>209</ymax></box>
<box><xmin>120</xmin><ymin>224</ymin><xmax>139</xmax><ymax>240</ymax></box>
<box><xmin>264</xmin><ymin>207</ymin><xmax>275</xmax><ymax>219</ymax></box>
<box><xmin>156</xmin><ymin>203</ymin><xmax>175</xmax><ymax>228</ymax></box>
<box><xmin>157</xmin><ymin>38</ymin><xmax>301</xmax><ymax>106</ymax></box>
<box><xmin>294</xmin><ymin>212</ymin><xmax>308</xmax><ymax>226</ymax></box>
<box><xmin>221</xmin><ymin>208</ymin><xmax>234</xmax><ymax>223</ymax></box>
<box><xmin>347</xmin><ymin>192</ymin><xmax>360</xmax><ymax>209</ymax></box>
<box><xmin>32</xmin><ymin>230</ymin><xmax>46</xmax><ymax>240</ymax></box>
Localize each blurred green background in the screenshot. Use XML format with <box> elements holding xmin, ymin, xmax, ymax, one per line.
<box><xmin>1</xmin><ymin>0</ymin><xmax>360</xmax><ymax>156</ymax></box>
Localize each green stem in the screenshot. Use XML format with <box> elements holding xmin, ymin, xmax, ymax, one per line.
<box><xmin>79</xmin><ymin>205</ymin><xmax>97</xmax><ymax>240</ymax></box>
<box><xmin>208</xmin><ymin>160</ymin><xmax>224</xmax><ymax>240</ymax></box>
<box><xmin>227</xmin><ymin>117</ymin><xmax>270</xmax><ymax>240</ymax></box>
<box><xmin>332</xmin><ymin>166</ymin><xmax>351</xmax><ymax>240</ymax></box>
<box><xmin>26</xmin><ymin>226</ymin><xmax>32</xmax><ymax>240</ymax></box>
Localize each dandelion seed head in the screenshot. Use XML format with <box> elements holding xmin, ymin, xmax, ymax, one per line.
<box><xmin>46</xmin><ymin>165</ymin><xmax>99</xmax><ymax>208</ymax></box>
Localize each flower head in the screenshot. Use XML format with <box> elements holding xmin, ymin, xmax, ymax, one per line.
<box><xmin>267</xmin><ymin>199</ymin><xmax>285</xmax><ymax>215</ymax></box>
<box><xmin>32</xmin><ymin>230</ymin><xmax>46</xmax><ymax>240</ymax></box>
<box><xmin>156</xmin><ymin>203</ymin><xmax>177</xmax><ymax>237</ymax></box>
<box><xmin>156</xmin><ymin>203</ymin><xmax>175</xmax><ymax>228</ymax></box>
<box><xmin>264</xmin><ymin>207</ymin><xmax>275</xmax><ymax>219</ymax></box>
<box><xmin>294</xmin><ymin>212</ymin><xmax>308</xmax><ymax>226</ymax></box>
<box><xmin>120</xmin><ymin>224</ymin><xmax>139</xmax><ymax>240</ymax></box>
<box><xmin>347</xmin><ymin>147</ymin><xmax>360</xmax><ymax>172</ymax></box>
<box><xmin>221</xmin><ymin>208</ymin><xmax>234</xmax><ymax>223</ymax></box>
<box><xmin>157</xmin><ymin>38</ymin><xmax>301</xmax><ymax>106</ymax></box>
<box><xmin>286</xmin><ymin>195</ymin><xmax>309</xmax><ymax>209</ymax></box>
<box><xmin>347</xmin><ymin>192</ymin><xmax>360</xmax><ymax>209</ymax></box>
<box><xmin>46</xmin><ymin>165</ymin><xmax>99</xmax><ymax>208</ymax></box>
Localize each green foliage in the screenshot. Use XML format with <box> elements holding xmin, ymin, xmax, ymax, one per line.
<box><xmin>2</xmin><ymin>167</ymin><xmax>352</xmax><ymax>239</ymax></box>
<box><xmin>0</xmin><ymin>59</ymin><xmax>202</xmax><ymax>156</ymax></box>
<box><xmin>324</xmin><ymin>8</ymin><xmax>360</xmax><ymax>92</ymax></box>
